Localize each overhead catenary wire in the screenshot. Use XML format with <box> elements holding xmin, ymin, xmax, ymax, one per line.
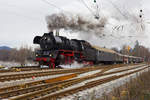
<box><xmin>40</xmin><ymin>0</ymin><xmax>70</xmax><ymax>14</ymax></box>
<box><xmin>107</xmin><ymin>0</ymin><xmax>146</xmax><ymax>31</ymax></box>
<box><xmin>79</xmin><ymin>0</ymin><xmax>95</xmax><ymax>15</ymax></box>
<box><xmin>106</xmin><ymin>0</ymin><xmax>128</xmax><ymax>20</ymax></box>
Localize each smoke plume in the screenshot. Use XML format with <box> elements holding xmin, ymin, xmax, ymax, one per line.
<box><xmin>46</xmin><ymin>13</ymin><xmax>107</xmax><ymax>36</ymax></box>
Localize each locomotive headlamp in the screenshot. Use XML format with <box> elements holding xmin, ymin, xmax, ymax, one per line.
<box><xmin>49</xmin><ymin>54</ymin><xmax>52</xmax><ymax>57</ymax></box>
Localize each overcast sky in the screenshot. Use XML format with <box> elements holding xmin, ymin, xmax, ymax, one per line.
<box><xmin>1</xmin><ymin>0</ymin><xmax>150</xmax><ymax>48</ymax></box>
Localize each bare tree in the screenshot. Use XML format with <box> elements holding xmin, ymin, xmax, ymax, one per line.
<box><xmin>0</xmin><ymin>45</ymin><xmax>34</xmax><ymax>65</ymax></box>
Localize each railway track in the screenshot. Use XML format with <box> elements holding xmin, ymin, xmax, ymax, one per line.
<box><xmin>0</xmin><ymin>68</ymin><xmax>47</xmax><ymax>73</ymax></box>
<box><xmin>0</xmin><ymin>64</ymin><xmax>122</xmax><ymax>93</ymax></box>
<box><xmin>0</xmin><ymin>64</ymin><xmax>125</xmax><ymax>82</ymax></box>
<box><xmin>32</xmin><ymin>65</ymin><xmax>150</xmax><ymax>100</ymax></box>
<box><xmin>0</xmin><ymin>67</ymin><xmax>97</xmax><ymax>82</ymax></box>
<box><xmin>0</xmin><ymin>63</ymin><xmax>135</xmax><ymax>73</ymax></box>
<box><xmin>0</xmin><ymin>66</ymin><xmax>43</xmax><ymax>73</ymax></box>
<box><xmin>0</xmin><ymin>64</ymin><xmax>147</xmax><ymax>100</ymax></box>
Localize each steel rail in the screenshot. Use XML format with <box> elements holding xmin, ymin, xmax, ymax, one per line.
<box><xmin>5</xmin><ymin>64</ymin><xmax>147</xmax><ymax>100</ymax></box>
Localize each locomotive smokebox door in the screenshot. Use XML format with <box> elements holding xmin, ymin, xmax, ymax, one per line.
<box><xmin>33</xmin><ymin>36</ymin><xmax>42</xmax><ymax>44</ymax></box>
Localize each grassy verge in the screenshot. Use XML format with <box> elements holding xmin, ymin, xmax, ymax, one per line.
<box><xmin>99</xmin><ymin>68</ymin><xmax>150</xmax><ymax>100</ymax></box>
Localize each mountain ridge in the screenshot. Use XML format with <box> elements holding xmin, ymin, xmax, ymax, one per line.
<box><xmin>0</xmin><ymin>46</ymin><xmax>12</xmax><ymax>50</ymax></box>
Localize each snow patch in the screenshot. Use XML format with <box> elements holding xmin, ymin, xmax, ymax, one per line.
<box><xmin>0</xmin><ymin>61</ymin><xmax>20</xmax><ymax>68</ymax></box>
<box><xmin>60</xmin><ymin>62</ymin><xmax>85</xmax><ymax>69</ymax></box>
<box><xmin>77</xmin><ymin>70</ymin><xmax>101</xmax><ymax>78</ymax></box>
<box><xmin>0</xmin><ymin>61</ymin><xmax>37</xmax><ymax>68</ymax></box>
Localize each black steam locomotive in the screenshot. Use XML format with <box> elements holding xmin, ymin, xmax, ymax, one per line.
<box><xmin>33</xmin><ymin>32</ymin><xmax>143</xmax><ymax>68</ymax></box>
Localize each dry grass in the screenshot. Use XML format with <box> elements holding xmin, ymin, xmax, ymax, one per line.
<box><xmin>99</xmin><ymin>68</ymin><xmax>150</xmax><ymax>100</ymax></box>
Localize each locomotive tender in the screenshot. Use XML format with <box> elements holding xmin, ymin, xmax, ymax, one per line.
<box><xmin>33</xmin><ymin>32</ymin><xmax>143</xmax><ymax>68</ymax></box>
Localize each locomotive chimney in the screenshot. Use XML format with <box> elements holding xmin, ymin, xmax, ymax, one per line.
<box><xmin>49</xmin><ymin>31</ymin><xmax>54</xmax><ymax>35</ymax></box>
<box><xmin>55</xmin><ymin>29</ymin><xmax>59</xmax><ymax>36</ymax></box>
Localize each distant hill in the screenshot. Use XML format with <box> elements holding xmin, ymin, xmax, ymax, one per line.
<box><xmin>0</xmin><ymin>46</ymin><xmax>12</xmax><ymax>50</ymax></box>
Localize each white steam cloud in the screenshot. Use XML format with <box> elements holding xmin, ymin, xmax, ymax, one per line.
<box><xmin>60</xmin><ymin>61</ymin><xmax>85</xmax><ymax>69</ymax></box>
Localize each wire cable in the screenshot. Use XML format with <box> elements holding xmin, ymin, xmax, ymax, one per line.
<box><xmin>79</xmin><ymin>0</ymin><xmax>95</xmax><ymax>16</ymax></box>
<box><xmin>41</xmin><ymin>0</ymin><xmax>70</xmax><ymax>13</ymax></box>
<box><xmin>107</xmin><ymin>0</ymin><xmax>128</xmax><ymax>20</ymax></box>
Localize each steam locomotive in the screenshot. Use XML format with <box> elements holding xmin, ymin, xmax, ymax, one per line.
<box><xmin>33</xmin><ymin>32</ymin><xmax>143</xmax><ymax>68</ymax></box>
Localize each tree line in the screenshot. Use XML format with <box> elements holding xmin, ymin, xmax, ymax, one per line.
<box><xmin>0</xmin><ymin>46</ymin><xmax>34</xmax><ymax>65</ymax></box>
<box><xmin>0</xmin><ymin>40</ymin><xmax>150</xmax><ymax>65</ymax></box>
<box><xmin>111</xmin><ymin>40</ymin><xmax>150</xmax><ymax>62</ymax></box>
